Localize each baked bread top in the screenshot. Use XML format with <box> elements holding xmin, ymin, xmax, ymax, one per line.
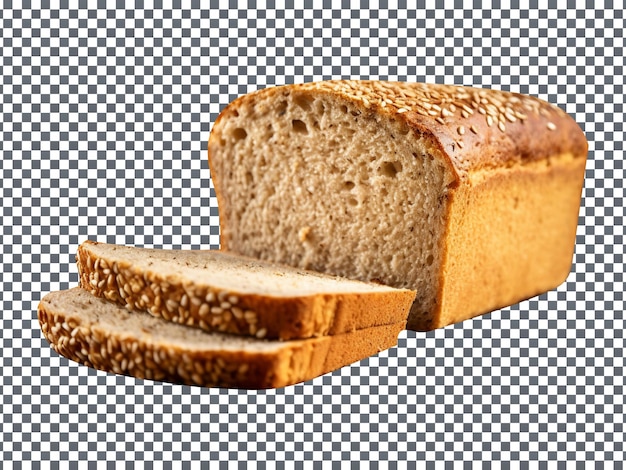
<box><xmin>213</xmin><ymin>80</ymin><xmax>588</xmax><ymax>183</ymax></box>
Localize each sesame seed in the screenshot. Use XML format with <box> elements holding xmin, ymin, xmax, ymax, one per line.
<box><xmin>199</xmin><ymin>304</ymin><xmax>210</xmax><ymax>317</ymax></box>
<box><xmin>470</xmin><ymin>125</ymin><xmax>478</xmax><ymax>134</ymax></box>
<box><xmin>380</xmin><ymin>100</ymin><xmax>386</xmax><ymax>107</ymax></box>
<box><xmin>546</xmin><ymin>122</ymin><xmax>556</xmax><ymax>130</ymax></box>
<box><xmin>205</xmin><ymin>292</ymin><xmax>216</xmax><ymax>303</ymax></box>
<box><xmin>396</xmin><ymin>107</ymin><xmax>409</xmax><ymax>114</ymax></box>
<box><xmin>256</xmin><ymin>328</ymin><xmax>268</xmax><ymax>339</ymax></box>
<box><xmin>180</xmin><ymin>294</ymin><xmax>188</xmax><ymax>308</ymax></box>
<box><xmin>232</xmin><ymin>307</ymin><xmax>243</xmax><ymax>319</ymax></box>
<box><xmin>220</xmin><ymin>301</ymin><xmax>231</xmax><ymax>310</ymax></box>
<box><xmin>244</xmin><ymin>310</ymin><xmax>257</xmax><ymax>323</ymax></box>
<box><xmin>228</xmin><ymin>295</ymin><xmax>239</xmax><ymax>305</ymax></box>
<box><xmin>457</xmin><ymin>140</ymin><xmax>465</xmax><ymax>149</ymax></box>
<box><xmin>457</xmin><ymin>126</ymin><xmax>465</xmax><ymax>135</ymax></box>
<box><xmin>166</xmin><ymin>299</ymin><xmax>178</xmax><ymax>313</ymax></box>
<box><xmin>486</xmin><ymin>115</ymin><xmax>494</xmax><ymax>127</ymax></box>
<box><xmin>498</xmin><ymin>121</ymin><xmax>506</xmax><ymax>132</ymax></box>
<box><xmin>211</xmin><ymin>306</ymin><xmax>223</xmax><ymax>315</ymax></box>
<box><xmin>435</xmin><ymin>117</ymin><xmax>445</xmax><ymax>125</ymax></box>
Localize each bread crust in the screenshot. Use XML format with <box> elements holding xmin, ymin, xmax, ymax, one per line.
<box><xmin>77</xmin><ymin>241</ymin><xmax>416</xmax><ymax>340</ymax></box>
<box><xmin>208</xmin><ymin>80</ymin><xmax>588</xmax><ymax>331</ymax></box>
<box><xmin>38</xmin><ymin>288</ymin><xmax>404</xmax><ymax>389</ymax></box>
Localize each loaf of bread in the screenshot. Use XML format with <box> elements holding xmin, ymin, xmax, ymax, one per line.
<box><xmin>77</xmin><ymin>240</ymin><xmax>415</xmax><ymax>340</ymax></box>
<box><xmin>38</xmin><ymin>287</ymin><xmax>405</xmax><ymax>389</ymax></box>
<box><xmin>208</xmin><ymin>80</ymin><xmax>587</xmax><ymax>330</ymax></box>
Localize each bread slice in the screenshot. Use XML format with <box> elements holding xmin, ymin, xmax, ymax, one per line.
<box><xmin>38</xmin><ymin>287</ymin><xmax>404</xmax><ymax>389</ymax></box>
<box><xmin>76</xmin><ymin>240</ymin><xmax>416</xmax><ymax>340</ymax></box>
<box><xmin>208</xmin><ymin>80</ymin><xmax>588</xmax><ymax>331</ymax></box>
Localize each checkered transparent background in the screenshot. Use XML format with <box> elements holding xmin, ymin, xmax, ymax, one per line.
<box><xmin>2</xmin><ymin>1</ymin><xmax>624</xmax><ymax>466</ymax></box>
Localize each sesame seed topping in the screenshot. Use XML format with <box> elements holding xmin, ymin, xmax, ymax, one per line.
<box><xmin>198</xmin><ymin>304</ymin><xmax>210</xmax><ymax>317</ymax></box>
<box><xmin>457</xmin><ymin>126</ymin><xmax>465</xmax><ymax>135</ymax></box>
<box><xmin>396</xmin><ymin>107</ymin><xmax>409</xmax><ymax>114</ymax></box>
<box><xmin>435</xmin><ymin>117</ymin><xmax>445</xmax><ymax>125</ymax></box>
<box><xmin>470</xmin><ymin>125</ymin><xmax>478</xmax><ymax>134</ymax></box>
<box><xmin>546</xmin><ymin>122</ymin><xmax>556</xmax><ymax>130</ymax></box>
<box><xmin>498</xmin><ymin>121</ymin><xmax>506</xmax><ymax>132</ymax></box>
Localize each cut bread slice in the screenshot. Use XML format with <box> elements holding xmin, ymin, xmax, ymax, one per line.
<box><xmin>76</xmin><ymin>240</ymin><xmax>416</xmax><ymax>340</ymax></box>
<box><xmin>38</xmin><ymin>288</ymin><xmax>404</xmax><ymax>389</ymax></box>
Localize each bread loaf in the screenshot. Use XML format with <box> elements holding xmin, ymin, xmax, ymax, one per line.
<box><xmin>77</xmin><ymin>240</ymin><xmax>415</xmax><ymax>340</ymax></box>
<box><xmin>38</xmin><ymin>287</ymin><xmax>405</xmax><ymax>389</ymax></box>
<box><xmin>208</xmin><ymin>80</ymin><xmax>587</xmax><ymax>330</ymax></box>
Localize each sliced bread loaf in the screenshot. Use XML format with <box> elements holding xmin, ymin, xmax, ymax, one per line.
<box><xmin>76</xmin><ymin>240</ymin><xmax>416</xmax><ymax>340</ymax></box>
<box><xmin>208</xmin><ymin>80</ymin><xmax>587</xmax><ymax>331</ymax></box>
<box><xmin>38</xmin><ymin>287</ymin><xmax>405</xmax><ymax>389</ymax></box>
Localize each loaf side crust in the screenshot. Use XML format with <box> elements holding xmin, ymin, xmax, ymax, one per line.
<box><xmin>38</xmin><ymin>288</ymin><xmax>404</xmax><ymax>389</ymax></box>
<box><xmin>425</xmin><ymin>150</ymin><xmax>587</xmax><ymax>330</ymax></box>
<box><xmin>77</xmin><ymin>241</ymin><xmax>415</xmax><ymax>340</ymax></box>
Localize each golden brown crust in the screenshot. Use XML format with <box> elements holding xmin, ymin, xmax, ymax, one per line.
<box><xmin>76</xmin><ymin>241</ymin><xmax>415</xmax><ymax>340</ymax></box>
<box><xmin>38</xmin><ymin>288</ymin><xmax>404</xmax><ymax>389</ymax></box>
<box><xmin>425</xmin><ymin>151</ymin><xmax>587</xmax><ymax>331</ymax></box>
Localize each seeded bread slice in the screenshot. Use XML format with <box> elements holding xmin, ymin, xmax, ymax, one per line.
<box><xmin>38</xmin><ymin>288</ymin><xmax>405</xmax><ymax>389</ymax></box>
<box><xmin>76</xmin><ymin>240</ymin><xmax>416</xmax><ymax>341</ymax></box>
<box><xmin>208</xmin><ymin>80</ymin><xmax>587</xmax><ymax>331</ymax></box>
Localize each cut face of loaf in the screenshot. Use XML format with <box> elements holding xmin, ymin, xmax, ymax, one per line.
<box><xmin>38</xmin><ymin>288</ymin><xmax>404</xmax><ymax>389</ymax></box>
<box><xmin>208</xmin><ymin>80</ymin><xmax>588</xmax><ymax>330</ymax></box>
<box><xmin>77</xmin><ymin>240</ymin><xmax>415</xmax><ymax>340</ymax></box>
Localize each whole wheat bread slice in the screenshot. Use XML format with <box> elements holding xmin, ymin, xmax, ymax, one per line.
<box><xmin>38</xmin><ymin>287</ymin><xmax>405</xmax><ymax>389</ymax></box>
<box><xmin>76</xmin><ymin>241</ymin><xmax>416</xmax><ymax>340</ymax></box>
